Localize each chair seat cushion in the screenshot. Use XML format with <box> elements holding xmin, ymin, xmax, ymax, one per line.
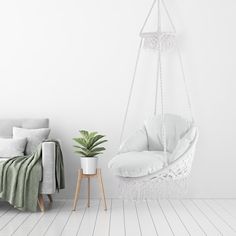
<box><xmin>108</xmin><ymin>151</ymin><xmax>170</xmax><ymax>177</ymax></box>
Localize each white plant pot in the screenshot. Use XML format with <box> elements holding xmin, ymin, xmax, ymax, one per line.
<box><xmin>80</xmin><ymin>157</ymin><xmax>98</xmax><ymax>174</ymax></box>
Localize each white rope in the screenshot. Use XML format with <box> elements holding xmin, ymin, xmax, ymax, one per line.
<box><xmin>120</xmin><ymin>39</ymin><xmax>143</xmax><ymax>144</ymax></box>
<box><xmin>154</xmin><ymin>57</ymin><xmax>160</xmax><ymax>115</ymax></box>
<box><xmin>176</xmin><ymin>46</ymin><xmax>195</xmax><ymax>123</ymax></box>
<box><xmin>161</xmin><ymin>0</ymin><xmax>194</xmax><ymax>123</ymax></box>
<box><xmin>120</xmin><ymin>0</ymin><xmax>195</xmax><ymax>145</ymax></box>
<box><xmin>161</xmin><ymin>0</ymin><xmax>176</xmax><ymax>33</ymax></box>
<box><xmin>157</xmin><ymin>0</ymin><xmax>167</xmax><ymax>155</ymax></box>
<box><xmin>140</xmin><ymin>0</ymin><xmax>157</xmax><ymax>35</ymax></box>
<box><xmin>120</xmin><ymin>0</ymin><xmax>157</xmax><ymax>144</ymax></box>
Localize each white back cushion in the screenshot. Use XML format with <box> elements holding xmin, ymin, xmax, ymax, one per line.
<box><xmin>0</xmin><ymin>119</ymin><xmax>49</xmax><ymax>138</ymax></box>
<box><xmin>119</xmin><ymin>127</ymin><xmax>148</xmax><ymax>153</ymax></box>
<box><xmin>0</xmin><ymin>138</ymin><xmax>27</xmax><ymax>158</ymax></box>
<box><xmin>13</xmin><ymin>127</ymin><xmax>50</xmax><ymax>155</ymax></box>
<box><xmin>169</xmin><ymin>126</ymin><xmax>197</xmax><ymax>163</ymax></box>
<box><xmin>144</xmin><ymin>114</ymin><xmax>191</xmax><ymax>152</ymax></box>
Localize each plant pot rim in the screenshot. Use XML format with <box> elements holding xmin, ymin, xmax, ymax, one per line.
<box><xmin>80</xmin><ymin>156</ymin><xmax>98</xmax><ymax>159</ymax></box>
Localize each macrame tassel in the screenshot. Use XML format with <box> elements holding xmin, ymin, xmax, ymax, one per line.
<box><xmin>117</xmin><ymin>177</ymin><xmax>189</xmax><ymax>200</ymax></box>
<box><xmin>141</xmin><ymin>32</ymin><xmax>176</xmax><ymax>51</ymax></box>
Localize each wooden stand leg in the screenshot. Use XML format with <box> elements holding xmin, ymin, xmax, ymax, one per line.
<box><xmin>97</xmin><ymin>169</ymin><xmax>107</xmax><ymax>211</ymax></box>
<box><xmin>38</xmin><ymin>194</ymin><xmax>45</xmax><ymax>212</ymax></box>
<box><xmin>73</xmin><ymin>169</ymin><xmax>82</xmax><ymax>211</ymax></box>
<box><xmin>47</xmin><ymin>194</ymin><xmax>53</xmax><ymax>203</ymax></box>
<box><xmin>87</xmin><ymin>177</ymin><xmax>90</xmax><ymax>208</ymax></box>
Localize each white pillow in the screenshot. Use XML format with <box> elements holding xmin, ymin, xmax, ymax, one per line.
<box><xmin>144</xmin><ymin>114</ymin><xmax>190</xmax><ymax>152</ymax></box>
<box><xmin>0</xmin><ymin>138</ymin><xmax>27</xmax><ymax>158</ymax></box>
<box><xmin>169</xmin><ymin>127</ymin><xmax>197</xmax><ymax>163</ymax></box>
<box><xmin>13</xmin><ymin>127</ymin><xmax>50</xmax><ymax>155</ymax></box>
<box><xmin>119</xmin><ymin>127</ymin><xmax>148</xmax><ymax>153</ymax></box>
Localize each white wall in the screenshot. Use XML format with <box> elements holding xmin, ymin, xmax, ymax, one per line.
<box><xmin>0</xmin><ymin>0</ymin><xmax>236</xmax><ymax>198</ymax></box>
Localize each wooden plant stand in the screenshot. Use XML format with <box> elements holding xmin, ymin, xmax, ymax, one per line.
<box><xmin>73</xmin><ymin>168</ymin><xmax>107</xmax><ymax>211</ymax></box>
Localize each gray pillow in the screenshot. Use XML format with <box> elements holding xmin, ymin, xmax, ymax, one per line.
<box><xmin>0</xmin><ymin>137</ymin><xmax>27</xmax><ymax>158</ymax></box>
<box><xmin>13</xmin><ymin>127</ymin><xmax>50</xmax><ymax>155</ymax></box>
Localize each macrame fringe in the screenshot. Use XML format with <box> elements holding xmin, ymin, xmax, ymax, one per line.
<box><xmin>141</xmin><ymin>32</ymin><xmax>176</xmax><ymax>51</ymax></box>
<box><xmin>117</xmin><ymin>177</ymin><xmax>189</xmax><ymax>199</ymax></box>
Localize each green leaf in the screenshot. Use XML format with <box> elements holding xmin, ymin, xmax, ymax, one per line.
<box><xmin>73</xmin><ymin>138</ymin><xmax>87</xmax><ymax>148</ymax></box>
<box><xmin>87</xmin><ymin>135</ymin><xmax>105</xmax><ymax>149</ymax></box>
<box><xmin>73</xmin><ymin>145</ymin><xmax>83</xmax><ymax>149</ymax></box>
<box><xmin>90</xmin><ymin>140</ymin><xmax>107</xmax><ymax>149</ymax></box>
<box><xmin>80</xmin><ymin>130</ymin><xmax>89</xmax><ymax>140</ymax></box>
<box><xmin>88</xmin><ymin>131</ymin><xmax>98</xmax><ymax>139</ymax></box>
<box><xmin>91</xmin><ymin>147</ymin><xmax>105</xmax><ymax>152</ymax></box>
<box><xmin>78</xmin><ymin>147</ymin><xmax>90</xmax><ymax>153</ymax></box>
<box><xmin>87</xmin><ymin>151</ymin><xmax>102</xmax><ymax>157</ymax></box>
<box><xmin>73</xmin><ymin>146</ymin><xmax>88</xmax><ymax>152</ymax></box>
<box><xmin>73</xmin><ymin>130</ymin><xmax>108</xmax><ymax>157</ymax></box>
<box><xmin>75</xmin><ymin>150</ymin><xmax>87</xmax><ymax>156</ymax></box>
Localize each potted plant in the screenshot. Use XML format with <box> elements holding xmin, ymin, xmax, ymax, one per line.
<box><xmin>73</xmin><ymin>130</ymin><xmax>107</xmax><ymax>174</ymax></box>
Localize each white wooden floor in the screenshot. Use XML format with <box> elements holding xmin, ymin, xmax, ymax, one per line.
<box><xmin>0</xmin><ymin>199</ymin><xmax>236</xmax><ymax>236</ymax></box>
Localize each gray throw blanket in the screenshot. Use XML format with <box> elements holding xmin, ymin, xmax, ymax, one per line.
<box><xmin>0</xmin><ymin>140</ymin><xmax>65</xmax><ymax>212</ymax></box>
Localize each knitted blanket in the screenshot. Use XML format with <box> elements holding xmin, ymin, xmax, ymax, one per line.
<box><xmin>0</xmin><ymin>140</ymin><xmax>65</xmax><ymax>211</ymax></box>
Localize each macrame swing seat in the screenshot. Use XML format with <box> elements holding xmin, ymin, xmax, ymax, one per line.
<box><xmin>108</xmin><ymin>0</ymin><xmax>199</xmax><ymax>198</ymax></box>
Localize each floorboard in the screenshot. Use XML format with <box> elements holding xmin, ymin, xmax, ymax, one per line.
<box><xmin>28</xmin><ymin>200</ymin><xmax>65</xmax><ymax>236</ymax></box>
<box><xmin>44</xmin><ymin>201</ymin><xmax>73</xmax><ymax>236</ymax></box>
<box><xmin>147</xmin><ymin>200</ymin><xmax>173</xmax><ymax>236</ymax></box>
<box><xmin>159</xmin><ymin>199</ymin><xmax>189</xmax><ymax>236</ymax></box>
<box><xmin>61</xmin><ymin>199</ymin><xmax>87</xmax><ymax>236</ymax></box>
<box><xmin>193</xmin><ymin>199</ymin><xmax>235</xmax><ymax>235</ymax></box>
<box><xmin>0</xmin><ymin>208</ymin><xmax>20</xmax><ymax>231</ymax></box>
<box><xmin>0</xmin><ymin>211</ymin><xmax>31</xmax><ymax>235</ymax></box>
<box><xmin>204</xmin><ymin>200</ymin><xmax>236</xmax><ymax>233</ymax></box>
<box><xmin>109</xmin><ymin>199</ymin><xmax>125</xmax><ymax>236</ymax></box>
<box><xmin>170</xmin><ymin>200</ymin><xmax>205</xmax><ymax>236</ymax></box>
<box><xmin>217</xmin><ymin>199</ymin><xmax>236</xmax><ymax>218</ymax></box>
<box><xmin>135</xmin><ymin>200</ymin><xmax>157</xmax><ymax>236</ymax></box>
<box><xmin>123</xmin><ymin>200</ymin><xmax>141</xmax><ymax>236</ymax></box>
<box><xmin>93</xmin><ymin>199</ymin><xmax>111</xmax><ymax>236</ymax></box>
<box><xmin>77</xmin><ymin>199</ymin><xmax>100</xmax><ymax>236</ymax></box>
<box><xmin>13</xmin><ymin>211</ymin><xmax>44</xmax><ymax>236</ymax></box>
<box><xmin>0</xmin><ymin>202</ymin><xmax>11</xmax><ymax>218</ymax></box>
<box><xmin>182</xmin><ymin>199</ymin><xmax>221</xmax><ymax>235</ymax></box>
<box><xmin>0</xmin><ymin>199</ymin><xmax>236</xmax><ymax>236</ymax></box>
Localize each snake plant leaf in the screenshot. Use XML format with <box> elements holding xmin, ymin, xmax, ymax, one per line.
<box><xmin>73</xmin><ymin>138</ymin><xmax>87</xmax><ymax>148</ymax></box>
<box><xmin>87</xmin><ymin>135</ymin><xmax>105</xmax><ymax>149</ymax></box>
<box><xmin>80</xmin><ymin>130</ymin><xmax>89</xmax><ymax>140</ymax></box>
<box><xmin>73</xmin><ymin>130</ymin><xmax>107</xmax><ymax>157</ymax></box>
<box><xmin>73</xmin><ymin>145</ymin><xmax>83</xmax><ymax>149</ymax></box>
<box><xmin>89</xmin><ymin>132</ymin><xmax>98</xmax><ymax>139</ymax></box>
<box><xmin>78</xmin><ymin>147</ymin><xmax>92</xmax><ymax>154</ymax></box>
<box><xmin>87</xmin><ymin>152</ymin><xmax>103</xmax><ymax>157</ymax></box>
<box><xmin>75</xmin><ymin>150</ymin><xmax>88</xmax><ymax>156</ymax></box>
<box><xmin>92</xmin><ymin>147</ymin><xmax>106</xmax><ymax>152</ymax></box>
<box><xmin>90</xmin><ymin>140</ymin><xmax>108</xmax><ymax>149</ymax></box>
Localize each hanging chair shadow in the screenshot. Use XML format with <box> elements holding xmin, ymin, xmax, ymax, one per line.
<box><xmin>108</xmin><ymin>114</ymin><xmax>199</xmax><ymax>181</ymax></box>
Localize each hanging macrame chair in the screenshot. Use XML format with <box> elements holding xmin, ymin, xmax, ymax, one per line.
<box><xmin>108</xmin><ymin>0</ymin><xmax>199</xmax><ymax>198</ymax></box>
